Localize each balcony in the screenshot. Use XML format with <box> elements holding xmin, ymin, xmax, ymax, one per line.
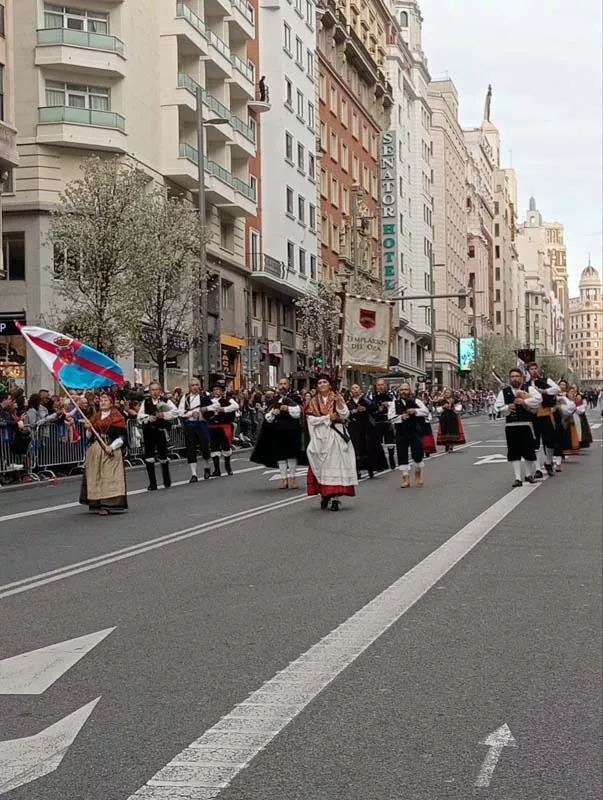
<box><xmin>228</xmin><ymin>0</ymin><xmax>254</xmax><ymax>40</ymax></box>
<box><xmin>0</xmin><ymin>120</ymin><xmax>18</xmax><ymax>169</ymax></box>
<box><xmin>171</xmin><ymin>143</ymin><xmax>256</xmax><ymax>215</ymax></box>
<box><xmin>35</xmin><ymin>27</ymin><xmax>126</xmax><ymax>78</ymax></box>
<box><xmin>344</xmin><ymin>25</ymin><xmax>378</xmax><ymax>85</ymax></box>
<box><xmin>174</xmin><ymin>1</ymin><xmax>209</xmax><ymax>55</ymax></box>
<box><xmin>204</xmin><ymin>28</ymin><xmax>232</xmax><ymax>77</ymax></box>
<box><xmin>228</xmin><ymin>53</ymin><xmax>255</xmax><ymax>100</ymax></box>
<box><xmin>37</xmin><ymin>106</ymin><xmax>127</xmax><ymax>151</ymax></box>
<box><xmin>248</xmin><ymin>82</ymin><xmax>271</xmax><ymax>114</ymax></box>
<box><xmin>175</xmin><ymin>74</ymin><xmax>233</xmax><ymax>138</ymax></box>
<box><xmin>230</xmin><ymin>114</ymin><xmax>255</xmax><ymax>157</ymax></box>
<box><xmin>249</xmin><ymin>254</ymin><xmax>307</xmax><ymax>297</ymax></box>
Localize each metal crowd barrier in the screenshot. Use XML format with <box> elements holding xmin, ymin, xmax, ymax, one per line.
<box><xmin>0</xmin><ymin>420</ymin><xmax>190</xmax><ymax>486</ymax></box>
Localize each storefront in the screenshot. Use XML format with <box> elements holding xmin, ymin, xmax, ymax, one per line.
<box><xmin>0</xmin><ymin>314</ymin><xmax>27</xmax><ymax>392</ymax></box>
<box><xmin>220</xmin><ymin>335</ymin><xmax>245</xmax><ymax>390</ymax></box>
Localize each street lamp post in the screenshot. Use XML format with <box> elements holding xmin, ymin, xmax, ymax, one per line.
<box><xmin>194</xmin><ymin>86</ymin><xmax>229</xmax><ymax>390</ymax></box>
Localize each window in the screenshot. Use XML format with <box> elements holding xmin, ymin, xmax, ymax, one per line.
<box><xmin>308</xmin><ymin>153</ymin><xmax>315</xmax><ymax>181</ymax></box>
<box><xmin>2</xmin><ymin>233</ymin><xmax>25</xmax><ymax>281</ymax></box>
<box><xmin>331</xmin><ymin>177</ymin><xmax>339</xmax><ymax>207</ymax></box>
<box><xmin>352</xmin><ymin>111</ymin><xmax>359</xmax><ymax>138</ymax></box>
<box><xmin>0</xmin><ymin>65</ymin><xmax>3</xmax><ymax>121</ymax></box>
<box><xmin>285</xmin><ymin>78</ymin><xmax>293</xmax><ymax>107</ymax></box>
<box><xmin>307</xmin><ymin>101</ymin><xmax>315</xmax><ymax>130</ymax></box>
<box><xmin>494</xmin><ymin>201</ymin><xmax>499</xmax><ymax>215</ymax></box>
<box><xmin>330</xmin><ymin>131</ymin><xmax>337</xmax><ymax>161</ymax></box>
<box><xmin>45</xmin><ymin>80</ymin><xmax>109</xmax><ymax>111</ymax></box>
<box><xmin>400</xmin><ymin>10</ymin><xmax>408</xmax><ymax>26</ymax></box>
<box><xmin>330</xmin><ymin>85</ymin><xmax>337</xmax><ymax>113</ymax></box>
<box><xmin>285</xmin><ymin>131</ymin><xmax>293</xmax><ymax>162</ymax></box>
<box><xmin>221</xmin><ymin>281</ymin><xmax>233</xmax><ymax>310</ymax></box>
<box><xmin>220</xmin><ymin>219</ymin><xmax>234</xmax><ymax>250</ymax></box>
<box><xmin>286</xmin><ymin>186</ymin><xmax>294</xmax><ymax>215</ymax></box>
<box><xmin>250</xmin><ymin>175</ymin><xmax>257</xmax><ymax>202</ymax></box>
<box><xmin>249</xmin><ymin>230</ymin><xmax>260</xmax><ymax>271</ymax></box>
<box><xmin>496</xmin><ymin>289</ymin><xmax>501</xmax><ymax>302</ymax></box>
<box><xmin>495</xmin><ymin>267</ymin><xmax>501</xmax><ymax>281</ymax></box>
<box><xmin>298</xmin><ymin>195</ymin><xmax>305</xmax><ymax>223</ymax></box>
<box><xmin>340</xmin><ymin>96</ymin><xmax>348</xmax><ymax>126</ymax></box>
<box><xmin>310</xmin><ymin>254</ymin><xmax>317</xmax><ymax>280</ymax></box>
<box><xmin>44</xmin><ymin>4</ymin><xmax>108</xmax><ymax>33</ymax></box>
<box><xmin>342</xmin><ymin>186</ymin><xmax>349</xmax><ymax>214</ymax></box>
<box><xmin>306</xmin><ymin>0</ymin><xmax>313</xmax><ymax>26</ymax></box>
<box><xmin>495</xmin><ymin>245</ymin><xmax>500</xmax><ymax>259</ymax></box>
<box><xmin>0</xmin><ymin>4</ymin><xmax>4</xmax><ymax>38</ymax></box>
<box><xmin>319</xmin><ymin>72</ymin><xmax>326</xmax><ymax>101</ymax></box>
<box><xmin>341</xmin><ymin>141</ymin><xmax>348</xmax><ymax>171</ymax></box>
<box><xmin>496</xmin><ymin>310</ymin><xmax>501</xmax><ymax>325</ymax></box>
<box><xmin>331</xmin><ymin>223</ymin><xmax>339</xmax><ymax>252</ymax></box>
<box><xmin>287</xmin><ymin>241</ymin><xmax>295</xmax><ymax>270</ymax></box>
<box><xmin>306</xmin><ymin>48</ymin><xmax>314</xmax><ymax>78</ymax></box>
<box><xmin>320</xmin><ymin>168</ymin><xmax>328</xmax><ymax>197</ymax></box>
<box><xmin>361</xmin><ymin>124</ymin><xmax>368</xmax><ymax>150</ymax></box>
<box><xmin>309</xmin><ymin>204</ymin><xmax>316</xmax><ymax>231</ymax></box>
<box><xmin>283</xmin><ymin>22</ymin><xmax>291</xmax><ymax>52</ymax></box>
<box><xmin>297</xmin><ymin>142</ymin><xmax>305</xmax><ymax>172</ymax></box>
<box><xmin>319</xmin><ymin>121</ymin><xmax>327</xmax><ymax>150</ymax></box>
<box><xmin>296</xmin><ymin>36</ymin><xmax>303</xmax><ymax>66</ymax></box>
<box><xmin>494</xmin><ymin>223</ymin><xmax>500</xmax><ymax>237</ymax></box>
<box><xmin>468</xmin><ymin>245</ymin><xmax>475</xmax><ymax>259</ymax></box>
<box><xmin>299</xmin><ymin>248</ymin><xmax>306</xmax><ymax>275</ymax></box>
<box><xmin>296</xmin><ymin>90</ymin><xmax>304</xmax><ymax>119</ymax></box>
<box><xmin>363</xmin><ymin>165</ymin><xmax>369</xmax><ymax>190</ymax></box>
<box><xmin>352</xmin><ymin>155</ymin><xmax>360</xmax><ymax>181</ymax></box>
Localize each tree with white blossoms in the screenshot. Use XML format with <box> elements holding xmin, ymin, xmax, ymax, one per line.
<box><xmin>295</xmin><ymin>275</ymin><xmax>387</xmax><ymax>372</ymax></box>
<box><xmin>48</xmin><ymin>157</ymin><xmax>200</xmax><ymax>382</ymax></box>
<box><xmin>473</xmin><ymin>332</ymin><xmax>520</xmax><ymax>388</ymax></box>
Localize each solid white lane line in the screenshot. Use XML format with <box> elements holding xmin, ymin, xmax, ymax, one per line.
<box><xmin>127</xmin><ymin>483</ymin><xmax>539</xmax><ymax>799</ymax></box>
<box><xmin>429</xmin><ymin>441</ymin><xmax>479</xmax><ymax>459</ymax></box>
<box><xmin>0</xmin><ymin>466</ymin><xmax>264</xmax><ymax>524</ymax></box>
<box><xmin>0</xmin><ymin>494</ymin><xmax>314</xmax><ymax>600</ymax></box>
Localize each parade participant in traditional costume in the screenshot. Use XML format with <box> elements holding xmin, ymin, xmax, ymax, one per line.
<box><xmin>523</xmin><ymin>362</ymin><xmax>560</xmax><ymax>477</ymax></box>
<box><xmin>494</xmin><ymin>368</ymin><xmax>542</xmax><ymax>487</ymax></box>
<box><xmin>137</xmin><ymin>381</ymin><xmax>178</xmax><ymax>491</ymax></box>
<box><xmin>80</xmin><ymin>391</ymin><xmax>128</xmax><ymax>515</ymax></box>
<box><xmin>206</xmin><ymin>384</ymin><xmax>239</xmax><ymax>476</ymax></box>
<box><xmin>574</xmin><ymin>387</ymin><xmax>593</xmax><ymax>449</ymax></box>
<box><xmin>250</xmin><ymin>378</ymin><xmax>302</xmax><ymax>489</ymax></box>
<box><xmin>365</xmin><ymin>378</ymin><xmax>396</xmax><ymax>470</ymax></box>
<box><xmin>306</xmin><ymin>375</ymin><xmax>358</xmax><ymax>511</ymax></box>
<box><xmin>417</xmin><ymin>391</ymin><xmax>437</xmax><ymax>457</ymax></box>
<box><xmin>436</xmin><ymin>388</ymin><xmax>466</xmax><ymax>452</ymax></box>
<box><xmin>393</xmin><ymin>382</ymin><xmax>428</xmax><ymax>488</ymax></box>
<box><xmin>347</xmin><ymin>384</ymin><xmax>380</xmax><ymax>479</ymax></box>
<box><xmin>558</xmin><ymin>386</ymin><xmax>580</xmax><ymax>460</ymax></box>
<box><xmin>178</xmin><ymin>378</ymin><xmax>213</xmax><ymax>482</ymax></box>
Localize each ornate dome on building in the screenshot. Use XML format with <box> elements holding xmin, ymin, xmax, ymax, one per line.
<box><xmin>579</xmin><ymin>263</ymin><xmax>601</xmax><ymax>286</ymax></box>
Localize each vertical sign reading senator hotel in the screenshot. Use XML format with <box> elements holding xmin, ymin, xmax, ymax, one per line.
<box><xmin>380</xmin><ymin>131</ymin><xmax>399</xmax><ymax>293</ymax></box>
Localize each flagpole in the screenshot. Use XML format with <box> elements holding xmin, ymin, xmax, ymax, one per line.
<box><xmin>56</xmin><ymin>379</ymin><xmax>108</xmax><ymax>450</ymax></box>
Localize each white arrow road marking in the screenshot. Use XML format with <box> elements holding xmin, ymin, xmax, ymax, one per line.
<box><xmin>127</xmin><ymin>486</ymin><xmax>537</xmax><ymax>799</ymax></box>
<box><xmin>0</xmin><ymin>628</ymin><xmax>114</xmax><ymax>695</ymax></box>
<box><xmin>473</xmin><ymin>453</ymin><xmax>508</xmax><ymax>465</ymax></box>
<box><xmin>0</xmin><ymin>697</ymin><xmax>100</xmax><ymax>795</ymax></box>
<box><xmin>590</xmin><ymin>422</ymin><xmax>601</xmax><ymax>430</ymax></box>
<box><xmin>475</xmin><ymin>723</ymin><xmax>517</xmax><ymax>788</ymax></box>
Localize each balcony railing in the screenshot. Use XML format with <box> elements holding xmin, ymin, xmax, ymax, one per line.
<box><xmin>262</xmin><ymin>254</ymin><xmax>285</xmax><ymax>278</ymax></box>
<box><xmin>175</xmin><ymin>1</ymin><xmax>208</xmax><ymax>40</ymax></box>
<box><xmin>231</xmin><ymin>53</ymin><xmax>254</xmax><ymax>82</ymax></box>
<box><xmin>231</xmin><ymin>0</ymin><xmax>254</xmax><ymax>24</ymax></box>
<box><xmin>37</xmin><ymin>27</ymin><xmax>125</xmax><ymax>55</ymax></box>
<box><xmin>179</xmin><ymin>143</ymin><xmax>255</xmax><ymax>201</ymax></box>
<box><xmin>39</xmin><ymin>105</ymin><xmax>126</xmax><ymax>130</ymax></box>
<box><xmin>231</xmin><ymin>114</ymin><xmax>255</xmax><ymax>142</ymax></box>
<box><xmin>177</xmin><ymin>74</ymin><xmax>231</xmax><ymax>120</ymax></box>
<box><xmin>207</xmin><ymin>28</ymin><xmax>230</xmax><ymax>59</ymax></box>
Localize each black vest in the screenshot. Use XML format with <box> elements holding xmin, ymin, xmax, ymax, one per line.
<box><xmin>394</xmin><ymin>396</ymin><xmax>420</xmax><ymax>430</ymax></box>
<box><xmin>268</xmin><ymin>394</ymin><xmax>300</xmax><ymax>431</ymax></box>
<box><xmin>143</xmin><ymin>397</ymin><xmax>171</xmax><ymax>429</ymax></box>
<box><xmin>369</xmin><ymin>391</ymin><xmax>394</xmax><ymax>423</ymax></box>
<box><xmin>503</xmin><ymin>386</ymin><xmax>534</xmax><ymax>423</ymax></box>
<box><xmin>524</xmin><ymin>377</ymin><xmax>556</xmax><ymax>408</ymax></box>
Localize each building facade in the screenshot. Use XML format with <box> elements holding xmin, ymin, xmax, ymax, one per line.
<box><xmin>516</xmin><ymin>197</ymin><xmax>556</xmax><ymax>355</ymax></box>
<box><xmin>569</xmin><ymin>263</ymin><xmax>603</xmax><ymax>387</ymax></box>
<box><xmin>3</xmin><ymin>0</ymin><xmax>262</xmax><ymax>390</ymax></box>
<box><xmin>491</xmin><ymin>167</ymin><xmax>522</xmax><ymax>340</ymax></box>
<box><xmin>545</xmin><ymin>220</ymin><xmax>569</xmax><ymax>355</ymax></box>
<box><xmin>427</xmin><ymin>78</ymin><xmax>468</xmax><ymax>388</ymax></box>
<box><xmin>386</xmin><ymin>0</ymin><xmax>433</xmax><ymax>380</ymax></box>
<box><xmin>317</xmin><ymin>0</ymin><xmax>393</xmax><ymax>286</ymax></box>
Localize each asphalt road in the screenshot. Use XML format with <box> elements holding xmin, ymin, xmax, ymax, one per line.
<box><xmin>0</xmin><ymin>414</ymin><xmax>601</xmax><ymax>800</ymax></box>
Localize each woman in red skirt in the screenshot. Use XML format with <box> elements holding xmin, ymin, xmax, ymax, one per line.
<box><xmin>436</xmin><ymin>388</ymin><xmax>466</xmax><ymax>452</ymax></box>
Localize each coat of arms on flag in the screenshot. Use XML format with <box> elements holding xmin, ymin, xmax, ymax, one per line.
<box><xmin>359</xmin><ymin>308</ymin><xmax>376</xmax><ymax>329</ymax></box>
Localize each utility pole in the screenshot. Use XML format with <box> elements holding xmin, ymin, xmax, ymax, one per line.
<box><xmin>429</xmin><ymin>253</ymin><xmax>435</xmax><ymax>387</ymax></box>
<box><xmin>195</xmin><ymin>85</ymin><xmax>210</xmax><ymax>391</ymax></box>
<box><xmin>471</xmin><ymin>283</ymin><xmax>478</xmax><ymax>389</ymax></box>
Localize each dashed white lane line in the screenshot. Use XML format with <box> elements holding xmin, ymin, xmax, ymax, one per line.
<box><xmin>127</xmin><ymin>482</ymin><xmax>539</xmax><ymax>800</ymax></box>
<box><xmin>0</xmin><ymin>466</ymin><xmax>263</xmax><ymax>525</ymax></box>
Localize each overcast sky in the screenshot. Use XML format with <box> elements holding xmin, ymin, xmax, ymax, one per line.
<box><xmin>419</xmin><ymin>0</ymin><xmax>603</xmax><ymax>296</ymax></box>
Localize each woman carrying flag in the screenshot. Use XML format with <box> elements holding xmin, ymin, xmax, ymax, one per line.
<box><xmin>80</xmin><ymin>391</ymin><xmax>128</xmax><ymax>515</ymax></box>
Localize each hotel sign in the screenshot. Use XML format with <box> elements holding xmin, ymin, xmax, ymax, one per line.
<box><xmin>380</xmin><ymin>131</ymin><xmax>398</xmax><ymax>293</ymax></box>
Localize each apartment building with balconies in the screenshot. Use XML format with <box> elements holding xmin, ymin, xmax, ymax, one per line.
<box><xmin>4</xmin><ymin>0</ymin><xmax>263</xmax><ymax>389</ymax></box>
<box><xmin>252</xmin><ymin>0</ymin><xmax>318</xmax><ymax>381</ymax></box>
<box><xmin>0</xmin><ymin>0</ymin><xmax>20</xmax><ymax>269</ymax></box>
<box><xmin>317</xmin><ymin>0</ymin><xmax>393</xmax><ymax>286</ymax></box>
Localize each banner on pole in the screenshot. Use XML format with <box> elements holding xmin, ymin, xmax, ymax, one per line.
<box><xmin>340</xmin><ymin>296</ymin><xmax>392</xmax><ymax>372</ymax></box>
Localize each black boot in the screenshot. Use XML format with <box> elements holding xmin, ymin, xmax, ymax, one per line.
<box><xmin>320</xmin><ymin>495</ymin><xmax>330</xmax><ymax>509</ymax></box>
<box><xmin>145</xmin><ymin>461</ymin><xmax>157</xmax><ymax>491</ymax></box>
<box><xmin>211</xmin><ymin>456</ymin><xmax>221</xmax><ymax>477</ymax></box>
<box><xmin>160</xmin><ymin>461</ymin><xmax>171</xmax><ymax>488</ymax></box>
<box><xmin>204</xmin><ymin>466</ymin><xmax>211</xmax><ymax>480</ymax></box>
<box><xmin>330</xmin><ymin>498</ymin><xmax>341</xmax><ymax>511</ymax></box>
<box><xmin>388</xmin><ymin>449</ymin><xmax>396</xmax><ymax>470</ymax></box>
<box><xmin>224</xmin><ymin>456</ymin><xmax>233</xmax><ymax>476</ymax></box>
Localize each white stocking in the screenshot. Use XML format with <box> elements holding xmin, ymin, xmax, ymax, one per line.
<box><xmin>277</xmin><ymin>461</ymin><xmax>288</xmax><ymax>480</ymax></box>
<box><xmin>512</xmin><ymin>462</ymin><xmax>522</xmax><ymax>481</ymax></box>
